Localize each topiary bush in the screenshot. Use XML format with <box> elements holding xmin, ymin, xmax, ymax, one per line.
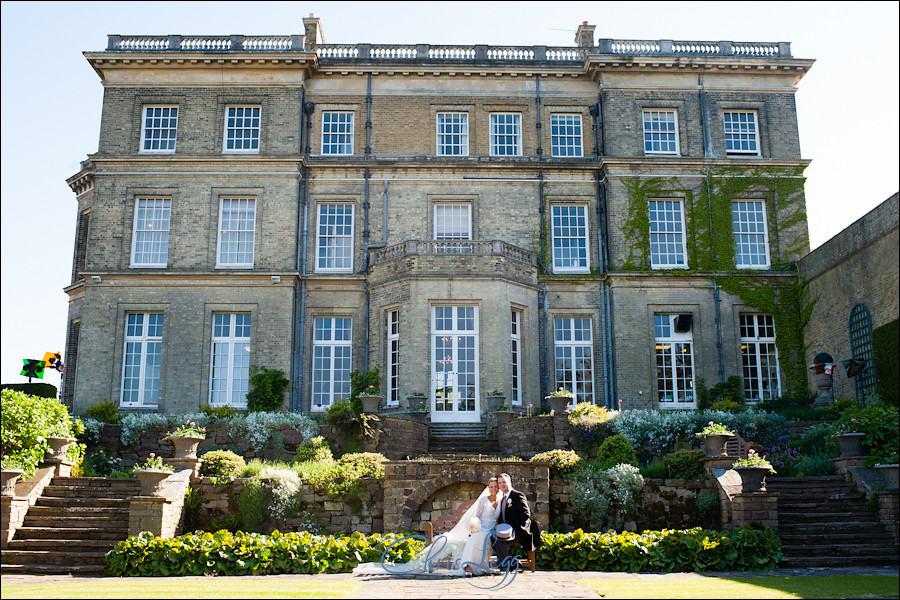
<box><xmin>662</xmin><ymin>449</ymin><xmax>707</xmax><ymax>479</ymax></box>
<box><xmin>84</xmin><ymin>399</ymin><xmax>120</xmax><ymax>424</ymax></box>
<box><xmin>530</xmin><ymin>449</ymin><xmax>582</xmax><ymax>479</ymax></box>
<box><xmin>200</xmin><ymin>450</ymin><xmax>247</xmax><ymax>478</ymax></box>
<box><xmin>292</xmin><ymin>435</ymin><xmax>333</xmax><ymax>463</ymax></box>
<box><xmin>246</xmin><ymin>366</ymin><xmax>290</xmax><ymax>413</ymax></box>
<box><xmin>594</xmin><ymin>433</ymin><xmax>638</xmax><ymax>470</ymax></box>
<box><xmin>1</xmin><ymin>389</ymin><xmax>84</xmax><ymax>478</ymax></box>
<box><xmin>872</xmin><ymin>318</ymin><xmax>899</xmax><ymax>405</ymax></box>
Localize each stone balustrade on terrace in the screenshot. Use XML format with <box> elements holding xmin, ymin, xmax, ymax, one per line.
<box><xmin>104</xmin><ymin>35</ymin><xmax>792</xmax><ymax>61</ymax></box>
<box><xmin>369</xmin><ymin>240</ymin><xmax>536</xmax><ymax>267</ymax></box>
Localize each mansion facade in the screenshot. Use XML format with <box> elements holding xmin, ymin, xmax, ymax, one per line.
<box><xmin>62</xmin><ymin>17</ymin><xmax>814</xmax><ymax>421</ymax></box>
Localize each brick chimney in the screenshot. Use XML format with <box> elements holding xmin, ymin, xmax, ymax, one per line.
<box><xmin>575</xmin><ymin>21</ymin><xmax>596</xmax><ymax>48</ymax></box>
<box><xmin>303</xmin><ymin>13</ymin><xmax>325</xmax><ymax>49</ymax></box>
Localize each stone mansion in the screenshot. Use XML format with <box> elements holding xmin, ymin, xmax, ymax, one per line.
<box><xmin>62</xmin><ymin>17</ymin><xmax>815</xmax><ymax>421</ymax></box>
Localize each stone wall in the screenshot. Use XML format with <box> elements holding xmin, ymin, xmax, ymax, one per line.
<box><xmin>549</xmin><ymin>477</ymin><xmax>720</xmax><ymax>532</ymax></box>
<box><xmin>317</xmin><ymin>416</ymin><xmax>429</xmax><ymax>460</ymax></box>
<box><xmin>497</xmin><ymin>416</ymin><xmax>554</xmax><ymax>457</ymax></box>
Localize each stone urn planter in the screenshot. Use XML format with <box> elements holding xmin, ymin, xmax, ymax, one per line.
<box><xmin>833</xmin><ymin>433</ymin><xmax>866</xmax><ymax>458</ymax></box>
<box><xmin>548</xmin><ymin>395</ymin><xmax>574</xmax><ymax>415</ymax></box>
<box><xmin>494</xmin><ymin>411</ymin><xmax>515</xmax><ymax>426</ymax></box>
<box><xmin>405</xmin><ymin>411</ymin><xmax>429</xmax><ymax>423</ymax></box>
<box><xmin>45</xmin><ymin>436</ymin><xmax>77</xmax><ymax>461</ymax></box>
<box><xmin>134</xmin><ymin>469</ymin><xmax>173</xmax><ymax>497</ymax></box>
<box><xmin>359</xmin><ymin>395</ymin><xmax>383</xmax><ymax>414</ymax></box>
<box><xmin>734</xmin><ymin>466</ymin><xmax>770</xmax><ymax>493</ymax></box>
<box><xmin>700</xmin><ymin>433</ymin><xmax>734</xmax><ymax>457</ymax></box>
<box><xmin>169</xmin><ymin>436</ymin><xmax>205</xmax><ymax>460</ymax></box>
<box><xmin>1</xmin><ymin>469</ymin><xmax>24</xmax><ymax>497</ymax></box>
<box><xmin>874</xmin><ymin>464</ymin><xmax>899</xmax><ymax>491</ymax></box>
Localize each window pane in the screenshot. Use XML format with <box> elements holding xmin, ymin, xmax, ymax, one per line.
<box><xmin>490</xmin><ymin>113</ymin><xmax>522</xmax><ymax>156</ymax></box>
<box><xmin>643</xmin><ymin>110</ymin><xmax>678</xmax><ymax>154</ymax></box>
<box><xmin>552</xmin><ymin>205</ymin><xmax>588</xmax><ymax>272</ymax></box>
<box><xmin>733</xmin><ymin>201</ymin><xmax>769</xmax><ymax>268</ymax></box>
<box><xmin>142</xmin><ymin>106</ymin><xmax>178</xmax><ymax>152</ymax></box>
<box><xmin>317</xmin><ymin>204</ymin><xmax>354</xmax><ymax>271</ymax></box>
<box><xmin>224</xmin><ymin>106</ymin><xmax>261</xmax><ymax>152</ymax></box>
<box><xmin>218</xmin><ymin>198</ymin><xmax>256</xmax><ymax>266</ymax></box>
<box><xmin>322</xmin><ymin>112</ymin><xmax>354</xmax><ymax>155</ymax></box>
<box><xmin>724</xmin><ymin>111</ymin><xmax>759</xmax><ymax>154</ymax></box>
<box><xmin>551</xmin><ymin>114</ymin><xmax>583</xmax><ymax>157</ymax></box>
<box><xmin>649</xmin><ymin>200</ymin><xmax>686</xmax><ymax>268</ymax></box>
<box><xmin>437</xmin><ymin>112</ymin><xmax>469</xmax><ymax>156</ymax></box>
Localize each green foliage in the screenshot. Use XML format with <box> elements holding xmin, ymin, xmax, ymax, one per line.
<box><xmin>568</xmin><ymin>403</ymin><xmax>616</xmax><ymax>450</ymax></box>
<box><xmin>662</xmin><ymin>450</ymin><xmax>707</xmax><ymax>479</ymax></box>
<box><xmin>1</xmin><ymin>389</ymin><xmax>80</xmax><ymax>478</ymax></box>
<box><xmin>796</xmin><ymin>454</ymin><xmax>835</xmax><ymax>477</ymax></box>
<box><xmin>537</xmin><ymin>525</ymin><xmax>782</xmax><ymax>572</ymax></box>
<box><xmin>639</xmin><ymin>459</ymin><xmax>668</xmax><ymax>479</ymax></box>
<box><xmin>530</xmin><ymin>449</ymin><xmax>583</xmax><ymax>479</ymax></box>
<box><xmin>872</xmin><ymin>319</ymin><xmax>899</xmax><ymax>405</ymax></box>
<box><xmin>708</xmin><ymin>399</ymin><xmax>742</xmax><ymax>413</ymax></box>
<box><xmin>796</xmin><ymin>423</ymin><xmax>838</xmax><ymax>457</ymax></box>
<box><xmin>246</xmin><ymin>366</ymin><xmax>290</xmax><ymax>413</ymax></box>
<box><xmin>696</xmin><ymin>377</ymin><xmax>744</xmax><ymax>411</ymax></box>
<box><xmin>201</xmin><ymin>404</ymin><xmax>240</xmax><ymax>419</ymax></box>
<box><xmin>594</xmin><ymin>434</ymin><xmax>638</xmax><ymax>470</ymax></box>
<box><xmin>200</xmin><ymin>450</ymin><xmax>247</xmax><ymax>478</ymax></box>
<box><xmin>82</xmin><ymin>449</ymin><xmax>122</xmax><ymax>477</ymax></box>
<box><xmin>829</xmin><ymin>397</ymin><xmax>860</xmax><ymax>415</ymax></box>
<box><xmin>570</xmin><ymin>464</ymin><xmax>645</xmax><ymax>530</ymax></box>
<box><xmin>833</xmin><ymin>404</ymin><xmax>899</xmax><ymax>467</ymax></box>
<box><xmin>105</xmin><ymin>530</ymin><xmax>424</xmax><ymax>576</ymax></box>
<box><xmin>84</xmin><ymin>400</ymin><xmax>121</xmax><ymax>424</ymax></box>
<box><xmin>326</xmin><ymin>399</ymin><xmax>381</xmax><ymax>440</ymax></box>
<box><xmin>348</xmin><ymin>368</ymin><xmax>381</xmax><ymax>412</ymax></box>
<box><xmin>184</xmin><ymin>487</ymin><xmax>203</xmax><ymax>533</ymax></box>
<box><xmin>0</xmin><ymin>383</ymin><xmax>57</xmax><ymax>399</ymax></box>
<box><xmin>238</xmin><ymin>477</ymin><xmax>268</xmax><ymax>532</ymax></box>
<box><xmin>293</xmin><ymin>436</ymin><xmax>333</xmax><ymax>463</ymax></box>
<box><xmin>336</xmin><ymin>452</ymin><xmax>386</xmax><ymax>479</ymax></box>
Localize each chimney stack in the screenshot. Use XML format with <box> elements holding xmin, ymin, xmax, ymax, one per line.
<box><xmin>575</xmin><ymin>21</ymin><xmax>596</xmax><ymax>48</ymax></box>
<box><xmin>303</xmin><ymin>13</ymin><xmax>325</xmax><ymax>49</ymax></box>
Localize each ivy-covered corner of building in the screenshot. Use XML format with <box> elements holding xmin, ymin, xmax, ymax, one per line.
<box><xmin>873</xmin><ymin>318</ymin><xmax>899</xmax><ymax>405</ymax></box>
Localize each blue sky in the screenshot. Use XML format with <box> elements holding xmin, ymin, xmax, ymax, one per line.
<box><xmin>1</xmin><ymin>1</ymin><xmax>898</xmax><ymax>386</ymax></box>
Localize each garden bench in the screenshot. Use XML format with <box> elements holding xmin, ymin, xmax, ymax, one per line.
<box><xmin>422</xmin><ymin>497</ymin><xmax>535</xmax><ymax>572</ymax></box>
<box><xmin>725</xmin><ymin>433</ymin><xmax>764</xmax><ymax>459</ymax></box>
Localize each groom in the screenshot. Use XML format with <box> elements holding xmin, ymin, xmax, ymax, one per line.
<box><xmin>492</xmin><ymin>472</ymin><xmax>541</xmax><ymax>566</ymax></box>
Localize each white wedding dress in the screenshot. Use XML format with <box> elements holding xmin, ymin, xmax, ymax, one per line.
<box><xmin>353</xmin><ymin>486</ymin><xmax>497</xmax><ymax>577</ymax></box>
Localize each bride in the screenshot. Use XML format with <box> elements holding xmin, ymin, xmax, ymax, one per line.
<box><xmin>354</xmin><ymin>477</ymin><xmax>501</xmax><ymax>576</ymax></box>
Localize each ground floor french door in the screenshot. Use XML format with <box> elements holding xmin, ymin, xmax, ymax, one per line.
<box><xmin>431</xmin><ymin>306</ymin><xmax>480</xmax><ymax>423</ymax></box>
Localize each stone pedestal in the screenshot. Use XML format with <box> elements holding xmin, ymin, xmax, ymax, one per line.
<box><xmin>129</xmin><ymin>495</ymin><xmax>177</xmax><ymax>537</ymax></box>
<box><xmin>875</xmin><ymin>490</ymin><xmax>899</xmax><ymax>545</ymax></box>
<box><xmin>732</xmin><ymin>491</ymin><xmax>779</xmax><ymax>530</ymax></box>
<box><xmin>552</xmin><ymin>409</ymin><xmax>570</xmax><ymax>449</ymax></box>
<box><xmin>41</xmin><ymin>459</ymin><xmax>73</xmax><ymax>478</ymax></box>
<box><xmin>701</xmin><ymin>455</ymin><xmax>737</xmax><ymax>475</ymax></box>
<box><xmin>1</xmin><ymin>496</ymin><xmax>28</xmax><ymax>548</ymax></box>
<box><xmin>165</xmin><ymin>458</ymin><xmax>203</xmax><ymax>482</ymax></box>
<box><xmin>832</xmin><ymin>456</ymin><xmax>866</xmax><ymax>473</ymax></box>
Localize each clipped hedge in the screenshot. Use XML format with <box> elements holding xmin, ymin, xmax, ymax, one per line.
<box><xmin>106</xmin><ymin>530</ymin><xmax>424</xmax><ymax>576</ymax></box>
<box><xmin>873</xmin><ymin>318</ymin><xmax>899</xmax><ymax>405</ymax></box>
<box><xmin>537</xmin><ymin>526</ymin><xmax>782</xmax><ymax>572</ymax></box>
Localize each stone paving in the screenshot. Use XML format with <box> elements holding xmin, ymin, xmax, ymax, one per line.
<box><xmin>1</xmin><ymin>566</ymin><xmax>897</xmax><ymax>599</ymax></box>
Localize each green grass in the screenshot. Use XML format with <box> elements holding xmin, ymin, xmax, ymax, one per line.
<box><xmin>0</xmin><ymin>578</ymin><xmax>362</xmax><ymax>599</ymax></box>
<box><xmin>579</xmin><ymin>575</ymin><xmax>899</xmax><ymax>599</ymax></box>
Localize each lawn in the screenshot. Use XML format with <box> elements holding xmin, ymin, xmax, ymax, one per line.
<box><xmin>0</xmin><ymin>578</ymin><xmax>362</xmax><ymax>599</ymax></box>
<box><xmin>578</xmin><ymin>575</ymin><xmax>900</xmax><ymax>599</ymax></box>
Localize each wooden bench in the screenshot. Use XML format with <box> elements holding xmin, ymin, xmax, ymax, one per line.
<box><xmin>422</xmin><ymin>497</ymin><xmax>536</xmax><ymax>572</ymax></box>
<box><xmin>725</xmin><ymin>432</ymin><xmax>764</xmax><ymax>459</ymax></box>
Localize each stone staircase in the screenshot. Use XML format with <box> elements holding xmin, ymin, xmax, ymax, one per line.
<box><xmin>1</xmin><ymin>477</ymin><xmax>140</xmax><ymax>574</ymax></box>
<box><xmin>428</xmin><ymin>423</ymin><xmax>501</xmax><ymax>455</ymax></box>
<box><xmin>768</xmin><ymin>475</ymin><xmax>899</xmax><ymax>568</ymax></box>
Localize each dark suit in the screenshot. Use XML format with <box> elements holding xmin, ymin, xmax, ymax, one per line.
<box><xmin>493</xmin><ymin>489</ymin><xmax>542</xmax><ymax>564</ymax></box>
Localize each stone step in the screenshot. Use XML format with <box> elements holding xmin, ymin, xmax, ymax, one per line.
<box><xmin>766</xmin><ymin>475</ymin><xmax>846</xmax><ymax>485</ymax></box>
<box><xmin>0</xmin><ymin>550</ymin><xmax>109</xmax><ymax>566</ymax></box>
<box><xmin>14</xmin><ymin>526</ymin><xmax>129</xmax><ymax>540</ymax></box>
<box><xmin>7</xmin><ymin>538</ymin><xmax>122</xmax><ymax>551</ymax></box>
<box><xmin>777</xmin><ymin>531</ymin><xmax>895</xmax><ymax>544</ymax></box>
<box><xmin>776</xmin><ymin>500</ymin><xmax>868</xmax><ymax>511</ymax></box>
<box><xmin>776</xmin><ymin>511</ymin><xmax>876</xmax><ymax>523</ymax></box>
<box><xmin>52</xmin><ymin>477</ymin><xmax>141</xmax><ymax>487</ymax></box>
<box><xmin>36</xmin><ymin>496</ymin><xmax>131</xmax><ymax>508</ymax></box>
<box><xmin>780</xmin><ymin>554</ymin><xmax>900</xmax><ymax>568</ymax></box>
<box><xmin>0</xmin><ymin>563</ymin><xmax>107</xmax><ymax>575</ymax></box>
<box><xmin>26</xmin><ymin>505</ymin><xmax>130</xmax><ymax>518</ymax></box>
<box><xmin>40</xmin><ymin>485</ymin><xmax>139</xmax><ymax>498</ymax></box>
<box><xmin>782</xmin><ymin>543</ymin><xmax>900</xmax><ymax>557</ymax></box>
<box><xmin>778</xmin><ymin>522</ymin><xmax>889</xmax><ymax>536</ymax></box>
<box><xmin>22</xmin><ymin>515</ymin><xmax>129</xmax><ymax>528</ymax></box>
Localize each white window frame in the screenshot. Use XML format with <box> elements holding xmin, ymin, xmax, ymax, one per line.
<box><xmin>489</xmin><ymin>113</ymin><xmax>522</xmax><ymax>156</ymax></box>
<box><xmin>732</xmin><ymin>200</ymin><xmax>771</xmax><ymax>269</ymax></box>
<box><xmin>655</xmin><ymin>314</ymin><xmax>696</xmax><ymax>409</ymax></box>
<box><xmin>433</xmin><ymin>204</ymin><xmax>472</xmax><ymax>241</ymax></box>
<box><xmin>311</xmin><ymin>317</ymin><xmax>353</xmax><ymax>411</ymax></box>
<box><xmin>553</xmin><ymin>317</ymin><xmax>594</xmax><ymax>406</ymax></box>
<box><xmin>551</xmin><ymin>204</ymin><xmax>590</xmax><ymax>274</ymax></box>
<box><xmin>723</xmin><ymin>110</ymin><xmax>760</xmax><ymax>156</ymax></box>
<box><xmin>130</xmin><ymin>198</ymin><xmax>171</xmax><ymax>268</ymax></box>
<box><xmin>216</xmin><ymin>198</ymin><xmax>256</xmax><ymax>269</ymax></box>
<box><xmin>740</xmin><ymin>313</ymin><xmax>780</xmax><ymax>403</ymax></box>
<box><xmin>387</xmin><ymin>310</ymin><xmax>400</xmax><ymax>407</ymax></box>
<box><xmin>209</xmin><ymin>313</ymin><xmax>252</xmax><ymax>408</ymax></box>
<box><xmin>649</xmin><ymin>199</ymin><xmax>688</xmax><ymax>269</ymax></box>
<box><xmin>321</xmin><ymin>111</ymin><xmax>355</xmax><ymax>155</ymax></box>
<box><xmin>642</xmin><ymin>109</ymin><xmax>679</xmax><ymax>155</ymax></box>
<box><xmin>550</xmin><ymin>114</ymin><xmax>583</xmax><ymax>157</ymax></box>
<box><xmin>510</xmin><ymin>310</ymin><xmax>523</xmax><ymax>406</ymax></box>
<box><xmin>120</xmin><ymin>312</ymin><xmax>164</xmax><ymax>408</ymax></box>
<box><xmin>436</xmin><ymin>112</ymin><xmax>469</xmax><ymax>156</ymax></box>
<box><xmin>222</xmin><ymin>105</ymin><xmax>261</xmax><ymax>153</ymax></box>
<box><xmin>140</xmin><ymin>105</ymin><xmax>178</xmax><ymax>153</ymax></box>
<box><xmin>315</xmin><ymin>204</ymin><xmax>355</xmax><ymax>272</ymax></box>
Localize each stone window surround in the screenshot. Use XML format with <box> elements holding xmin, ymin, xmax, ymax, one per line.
<box><xmin>428</xmin><ymin>194</ymin><xmax>478</xmax><ymax>241</ymax></box>
<box><xmin>138</xmin><ymin>104</ymin><xmax>179</xmax><ymax>154</ymax></box>
<box><xmin>123</xmin><ymin>188</ymin><xmax>178</xmax><ymax>271</ymax></box>
<box><xmin>634</xmin><ymin>99</ymin><xmax>686</xmax><ymax>157</ymax></box>
<box><xmin>111</xmin><ymin>302</ymin><xmax>170</xmax><ymax>412</ymax></box>
<box><xmin>200</xmin><ymin>303</ymin><xmax>258</xmax><ymax>410</ymax></box>
<box><xmin>217</xmin><ymin>96</ymin><xmax>267</xmax><ymax>154</ymax></box>
<box><xmin>732</xmin><ymin>199</ymin><xmax>771</xmax><ymax>269</ymax></box>
<box><xmin>641</xmin><ymin>108</ymin><xmax>681</xmax><ymax>156</ymax></box>
<box><xmin>548</xmin><ymin>112</ymin><xmax>584</xmax><ymax>158</ymax></box>
<box><xmin>319</xmin><ymin>108</ymin><xmax>357</xmax><ymax>156</ymax></box>
<box><xmin>720</xmin><ymin>103</ymin><xmax>766</xmax><ymax>157</ymax></box>
<box><xmin>434</xmin><ymin>108</ymin><xmax>471</xmax><ymax>156</ymax></box>
<box><xmin>488</xmin><ymin>112</ymin><xmax>523</xmax><ymax>156</ymax></box>
<box><xmin>211</xmin><ymin>186</ymin><xmax>264</xmax><ymax>270</ymax></box>
<box><xmin>133</xmin><ymin>95</ymin><xmax>184</xmax><ymax>155</ymax></box>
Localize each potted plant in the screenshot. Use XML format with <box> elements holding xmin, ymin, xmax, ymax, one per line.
<box><xmin>696</xmin><ymin>421</ymin><xmax>735</xmax><ymax>457</ymax></box>
<box><xmin>350</xmin><ymin>368</ymin><xmax>383</xmax><ymax>414</ymax></box>
<box><xmin>406</xmin><ymin>394</ymin><xmax>429</xmax><ymax>422</ymax></box>
<box><xmin>1</xmin><ymin>455</ymin><xmax>25</xmax><ymax>497</ymax></box>
<box><xmin>833</xmin><ymin>419</ymin><xmax>866</xmax><ymax>458</ymax></box>
<box><xmin>45</xmin><ymin>436</ymin><xmax>77</xmax><ymax>461</ymax></box>
<box><xmin>133</xmin><ymin>453</ymin><xmax>175</xmax><ymax>496</ymax></box>
<box><xmin>546</xmin><ymin>388</ymin><xmax>574</xmax><ymax>414</ymax></box>
<box><xmin>874</xmin><ymin>452</ymin><xmax>899</xmax><ymax>491</ymax></box>
<box><xmin>493</xmin><ymin>402</ymin><xmax>515</xmax><ymax>426</ymax></box>
<box><xmin>358</xmin><ymin>384</ymin><xmax>383</xmax><ymax>413</ymax></box>
<box><xmin>732</xmin><ymin>449</ymin><xmax>776</xmax><ymax>493</ymax></box>
<box><xmin>165</xmin><ymin>421</ymin><xmax>207</xmax><ymax>460</ymax></box>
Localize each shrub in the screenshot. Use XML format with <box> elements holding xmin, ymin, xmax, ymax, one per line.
<box><xmin>238</xmin><ymin>477</ymin><xmax>267</xmax><ymax>532</ymax></box>
<box><xmin>639</xmin><ymin>459</ymin><xmax>668</xmax><ymax>479</ymax></box>
<box><xmin>348</xmin><ymin>367</ymin><xmax>381</xmax><ymax>412</ymax></box>
<box><xmin>796</xmin><ymin>454</ymin><xmax>835</xmax><ymax>477</ymax></box>
<box><xmin>530</xmin><ymin>449</ymin><xmax>582</xmax><ymax>479</ymax></box>
<box><xmin>201</xmin><ymin>404</ymin><xmax>240</xmax><ymax>419</ymax></box>
<box><xmin>872</xmin><ymin>318</ymin><xmax>899</xmax><ymax>405</ymax></box>
<box><xmin>570</xmin><ymin>463</ymin><xmax>644</xmax><ymax>531</ymax></box>
<box><xmin>662</xmin><ymin>450</ymin><xmax>706</xmax><ymax>479</ymax></box>
<box><xmin>293</xmin><ymin>436</ymin><xmax>333</xmax><ymax>463</ymax></box>
<box><xmin>594</xmin><ymin>434</ymin><xmax>638</xmax><ymax>470</ymax></box>
<box><xmin>0</xmin><ymin>383</ymin><xmax>57</xmax><ymax>399</ymax></box>
<box><xmin>696</xmin><ymin>376</ymin><xmax>744</xmax><ymax>411</ymax></box>
<box><xmin>829</xmin><ymin>397</ymin><xmax>859</xmax><ymax>415</ymax></box>
<box><xmin>246</xmin><ymin>366</ymin><xmax>290</xmax><ymax>413</ymax></box>
<box><xmin>568</xmin><ymin>402</ymin><xmax>616</xmax><ymax>450</ymax></box>
<box><xmin>326</xmin><ymin>399</ymin><xmax>381</xmax><ymax>440</ymax></box>
<box><xmin>761</xmin><ymin>436</ymin><xmax>802</xmax><ymax>477</ymax></box>
<box><xmin>199</xmin><ymin>450</ymin><xmax>247</xmax><ymax>478</ymax></box>
<box><xmin>833</xmin><ymin>403</ymin><xmax>899</xmax><ymax>466</ymax></box>
<box><xmin>84</xmin><ymin>400</ymin><xmax>120</xmax><ymax>424</ymax></box>
<box><xmin>1</xmin><ymin>389</ymin><xmax>84</xmax><ymax>478</ymax></box>
<box><xmin>83</xmin><ymin>449</ymin><xmax>122</xmax><ymax>477</ymax></box>
<box><xmin>709</xmin><ymin>399</ymin><xmax>743</xmax><ymax>413</ymax></box>
<box><xmin>797</xmin><ymin>422</ymin><xmax>838</xmax><ymax>457</ymax></box>
<box><xmin>337</xmin><ymin>452</ymin><xmax>386</xmax><ymax>479</ymax></box>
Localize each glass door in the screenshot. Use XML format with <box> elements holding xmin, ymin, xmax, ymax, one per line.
<box><xmin>431</xmin><ymin>306</ymin><xmax>480</xmax><ymax>423</ymax></box>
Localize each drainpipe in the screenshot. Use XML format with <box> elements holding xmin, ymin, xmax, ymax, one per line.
<box><xmin>297</xmin><ymin>100</ymin><xmax>315</xmax><ymax>412</ymax></box>
<box><xmin>706</xmin><ymin>167</ymin><xmax>725</xmax><ymax>383</ymax></box>
<box><xmin>699</xmin><ymin>75</ymin><xmax>713</xmax><ymax>159</ymax></box>
<box><xmin>537</xmin><ymin>170</ymin><xmax>549</xmax><ymax>403</ymax></box>
<box><xmin>362</xmin><ymin>73</ymin><xmax>373</xmax><ymax>369</ymax></box>
<box><xmin>289</xmin><ymin>88</ymin><xmax>307</xmax><ymax>412</ymax></box>
<box><xmin>535</xmin><ymin>76</ymin><xmax>543</xmax><ymax>161</ymax></box>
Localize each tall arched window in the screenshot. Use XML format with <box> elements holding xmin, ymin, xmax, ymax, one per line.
<box><xmin>849</xmin><ymin>303</ymin><xmax>877</xmax><ymax>399</ymax></box>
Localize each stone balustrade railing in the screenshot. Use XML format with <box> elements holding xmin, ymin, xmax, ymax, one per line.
<box><xmin>105</xmin><ymin>36</ymin><xmax>792</xmax><ymax>60</ymax></box>
<box><xmin>369</xmin><ymin>240</ymin><xmax>537</xmax><ymax>266</ymax></box>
